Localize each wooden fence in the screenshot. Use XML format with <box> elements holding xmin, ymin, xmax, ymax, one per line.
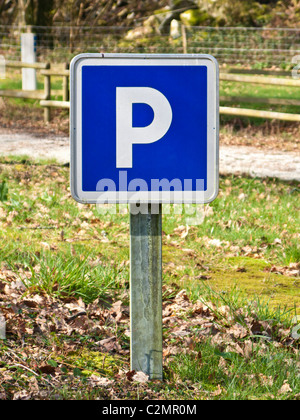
<box><xmin>0</xmin><ymin>61</ymin><xmax>69</xmax><ymax>123</ymax></box>
<box><xmin>219</xmin><ymin>73</ymin><xmax>300</xmax><ymax>122</ymax></box>
<box><xmin>1</xmin><ymin>61</ymin><xmax>300</xmax><ymax>123</ymax></box>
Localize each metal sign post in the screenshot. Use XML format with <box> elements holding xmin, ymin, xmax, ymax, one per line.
<box><xmin>70</xmin><ymin>53</ymin><xmax>219</xmax><ymax>381</ymax></box>
<box><xmin>130</xmin><ymin>204</ymin><xmax>162</xmax><ymax>380</ymax></box>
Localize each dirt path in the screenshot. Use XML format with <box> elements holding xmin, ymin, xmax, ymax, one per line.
<box><xmin>0</xmin><ymin>130</ymin><xmax>299</xmax><ymax>182</ymax></box>
<box><xmin>220</xmin><ymin>145</ymin><xmax>300</xmax><ymax>182</ymax></box>
<box><xmin>0</xmin><ymin>131</ymin><xmax>70</xmax><ymax>164</ymax></box>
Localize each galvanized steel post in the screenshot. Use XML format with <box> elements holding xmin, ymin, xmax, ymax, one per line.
<box><xmin>130</xmin><ymin>203</ymin><xmax>163</xmax><ymax>380</ymax></box>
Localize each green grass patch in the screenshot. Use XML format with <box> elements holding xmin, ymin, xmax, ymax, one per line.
<box><xmin>0</xmin><ymin>158</ymin><xmax>299</xmax><ymax>400</ymax></box>
<box><xmin>55</xmin><ymin>349</ymin><xmax>123</xmax><ymax>377</ymax></box>
<box><xmin>168</xmin><ymin>339</ymin><xmax>300</xmax><ymax>400</ymax></box>
<box><xmin>0</xmin><ymin>159</ymin><xmax>298</xmax><ymax>308</ymax></box>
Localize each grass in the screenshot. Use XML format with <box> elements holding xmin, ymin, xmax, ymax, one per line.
<box><xmin>221</xmin><ymin>80</ymin><xmax>300</xmax><ymax>106</ymax></box>
<box><xmin>0</xmin><ymin>157</ymin><xmax>298</xmax><ymax>401</ymax></box>
<box><xmin>168</xmin><ymin>339</ymin><xmax>300</xmax><ymax>400</ymax></box>
<box><xmin>0</xmin><ymin>135</ymin><xmax>299</xmax><ymax>399</ymax></box>
<box><xmin>20</xmin><ymin>252</ymin><xmax>124</xmax><ymax>303</ymax></box>
<box><xmin>219</xmin><ymin>77</ymin><xmax>300</xmax><ymax>127</ymax></box>
<box><xmin>0</xmin><ymin>157</ymin><xmax>298</xmax><ymax>307</ymax></box>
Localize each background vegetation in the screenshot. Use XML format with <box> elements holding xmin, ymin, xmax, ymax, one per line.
<box><xmin>0</xmin><ymin>0</ymin><xmax>299</xmax><ymax>29</ymax></box>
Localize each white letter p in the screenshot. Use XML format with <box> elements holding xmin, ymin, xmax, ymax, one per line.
<box><xmin>116</xmin><ymin>87</ymin><xmax>172</xmax><ymax>168</ymax></box>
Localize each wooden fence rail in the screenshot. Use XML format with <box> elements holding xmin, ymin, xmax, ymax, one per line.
<box><xmin>0</xmin><ymin>61</ymin><xmax>69</xmax><ymax>122</ymax></box>
<box><xmin>220</xmin><ymin>106</ymin><xmax>300</xmax><ymax>122</ymax></box>
<box><xmin>6</xmin><ymin>61</ymin><xmax>50</xmax><ymax>70</ymax></box>
<box><xmin>40</xmin><ymin>99</ymin><xmax>70</xmax><ymax>109</ymax></box>
<box><xmin>220</xmin><ymin>73</ymin><xmax>300</xmax><ymax>87</ymax></box>
<box><xmin>0</xmin><ymin>89</ymin><xmax>46</xmax><ymax>100</ymax></box>
<box><xmin>0</xmin><ymin>63</ymin><xmax>300</xmax><ymax>123</ymax></box>
<box><xmin>40</xmin><ymin>69</ymin><xmax>300</xmax><ymax>123</ymax></box>
<box><xmin>219</xmin><ymin>96</ymin><xmax>300</xmax><ymax>107</ymax></box>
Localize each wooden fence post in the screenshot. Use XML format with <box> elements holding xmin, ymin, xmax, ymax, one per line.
<box><xmin>181</xmin><ymin>24</ymin><xmax>188</xmax><ymax>54</ymax></box>
<box><xmin>44</xmin><ymin>66</ymin><xmax>51</xmax><ymax>123</ymax></box>
<box><xmin>62</xmin><ymin>63</ymin><xmax>69</xmax><ymax>102</ymax></box>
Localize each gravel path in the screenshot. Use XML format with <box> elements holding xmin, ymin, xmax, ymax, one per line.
<box><xmin>0</xmin><ymin>131</ymin><xmax>299</xmax><ymax>182</ymax></box>
<box><xmin>220</xmin><ymin>145</ymin><xmax>300</xmax><ymax>182</ymax></box>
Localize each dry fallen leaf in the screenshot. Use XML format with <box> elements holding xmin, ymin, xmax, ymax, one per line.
<box><xmin>125</xmin><ymin>370</ymin><xmax>136</xmax><ymax>381</ymax></box>
<box><xmin>173</xmin><ymin>225</ymin><xmax>189</xmax><ymax>239</ymax></box>
<box><xmin>132</xmin><ymin>371</ymin><xmax>149</xmax><ymax>383</ymax></box>
<box><xmin>88</xmin><ymin>375</ymin><xmax>114</xmax><ymax>388</ymax></box>
<box><xmin>13</xmin><ymin>390</ymin><xmax>31</xmax><ymax>400</ymax></box>
<box><xmin>211</xmin><ymin>384</ymin><xmax>223</xmax><ymax>397</ymax></box>
<box><xmin>279</xmin><ymin>381</ymin><xmax>292</xmax><ymax>395</ymax></box>
<box><xmin>208</xmin><ymin>238</ymin><xmax>222</xmax><ymax>248</ymax></box>
<box><xmin>258</xmin><ymin>374</ymin><xmax>274</xmax><ymax>387</ymax></box>
<box><xmin>38</xmin><ymin>364</ymin><xmax>56</xmax><ymax>375</ymax></box>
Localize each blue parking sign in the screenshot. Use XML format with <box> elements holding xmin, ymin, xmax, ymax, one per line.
<box><xmin>70</xmin><ymin>54</ymin><xmax>219</xmax><ymax>204</ymax></box>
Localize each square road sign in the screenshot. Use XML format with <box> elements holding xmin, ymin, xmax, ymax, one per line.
<box><xmin>70</xmin><ymin>53</ymin><xmax>219</xmax><ymax>204</ymax></box>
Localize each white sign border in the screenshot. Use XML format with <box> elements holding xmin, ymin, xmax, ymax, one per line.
<box><xmin>70</xmin><ymin>53</ymin><xmax>219</xmax><ymax>204</ymax></box>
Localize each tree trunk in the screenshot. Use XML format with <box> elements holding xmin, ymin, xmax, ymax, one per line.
<box><xmin>18</xmin><ymin>0</ymin><xmax>35</xmax><ymax>27</ymax></box>
<box><xmin>36</xmin><ymin>0</ymin><xmax>55</xmax><ymax>49</ymax></box>
<box><xmin>36</xmin><ymin>0</ymin><xmax>54</xmax><ymax>26</ymax></box>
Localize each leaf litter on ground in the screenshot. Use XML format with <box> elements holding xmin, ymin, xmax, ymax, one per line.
<box><xmin>0</xmin><ymin>159</ymin><xmax>299</xmax><ymax>399</ymax></box>
<box><xmin>0</xmin><ymin>268</ymin><xmax>299</xmax><ymax>400</ymax></box>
